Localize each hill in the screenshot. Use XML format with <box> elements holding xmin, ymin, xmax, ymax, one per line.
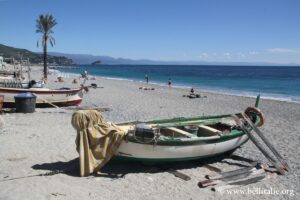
<box><xmin>49</xmin><ymin>52</ymin><xmax>199</xmax><ymax>65</ymax></box>
<box><xmin>48</xmin><ymin>52</ymin><xmax>300</xmax><ymax>66</ymax></box>
<box><xmin>91</xmin><ymin>60</ymin><xmax>101</xmax><ymax>65</ymax></box>
<box><xmin>0</xmin><ymin>44</ymin><xmax>73</xmax><ymax>64</ymax></box>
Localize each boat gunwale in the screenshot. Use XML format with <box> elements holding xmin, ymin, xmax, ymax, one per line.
<box><xmin>116</xmin><ymin>113</ymin><xmax>242</xmax><ymax>126</ymax></box>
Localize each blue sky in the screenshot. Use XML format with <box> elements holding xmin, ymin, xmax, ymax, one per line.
<box><xmin>0</xmin><ymin>0</ymin><xmax>300</xmax><ymax>64</ymax></box>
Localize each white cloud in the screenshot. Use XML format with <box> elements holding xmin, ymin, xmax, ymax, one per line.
<box><xmin>249</xmin><ymin>51</ymin><xmax>258</xmax><ymax>55</ymax></box>
<box><xmin>237</xmin><ymin>53</ymin><xmax>246</xmax><ymax>58</ymax></box>
<box><xmin>268</xmin><ymin>48</ymin><xmax>299</xmax><ymax>53</ymax></box>
<box><xmin>199</xmin><ymin>53</ymin><xmax>209</xmax><ymax>59</ymax></box>
<box><xmin>224</xmin><ymin>52</ymin><xmax>231</xmax><ymax>59</ymax></box>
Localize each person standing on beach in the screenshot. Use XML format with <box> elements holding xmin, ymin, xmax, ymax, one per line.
<box><xmin>168</xmin><ymin>78</ymin><xmax>172</xmax><ymax>87</ymax></box>
<box><xmin>145</xmin><ymin>74</ymin><xmax>149</xmax><ymax>84</ymax></box>
<box><xmin>82</xmin><ymin>70</ymin><xmax>88</xmax><ymax>79</ymax></box>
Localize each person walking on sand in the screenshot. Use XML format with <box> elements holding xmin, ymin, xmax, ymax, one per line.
<box><xmin>145</xmin><ymin>74</ymin><xmax>149</xmax><ymax>84</ymax></box>
<box><xmin>168</xmin><ymin>78</ymin><xmax>172</xmax><ymax>87</ymax></box>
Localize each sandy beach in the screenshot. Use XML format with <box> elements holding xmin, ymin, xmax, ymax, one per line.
<box><xmin>0</xmin><ymin>66</ymin><xmax>299</xmax><ymax>200</ymax></box>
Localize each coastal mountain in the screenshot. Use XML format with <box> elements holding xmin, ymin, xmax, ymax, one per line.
<box><xmin>47</xmin><ymin>52</ymin><xmax>211</xmax><ymax>65</ymax></box>
<box><xmin>48</xmin><ymin>52</ymin><xmax>161</xmax><ymax>65</ymax></box>
<box><xmin>0</xmin><ymin>44</ymin><xmax>73</xmax><ymax>64</ymax></box>
<box><xmin>49</xmin><ymin>52</ymin><xmax>220</xmax><ymax>65</ymax></box>
<box><xmin>49</xmin><ymin>52</ymin><xmax>300</xmax><ymax>66</ymax></box>
<box><xmin>91</xmin><ymin>60</ymin><xmax>101</xmax><ymax>65</ymax></box>
<box><xmin>1</xmin><ymin>44</ymin><xmax>298</xmax><ymax>66</ymax></box>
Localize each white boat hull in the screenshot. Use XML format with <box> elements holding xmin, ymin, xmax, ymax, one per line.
<box><xmin>115</xmin><ymin>134</ymin><xmax>248</xmax><ymax>162</ymax></box>
<box><xmin>0</xmin><ymin>87</ymin><xmax>83</xmax><ymax>107</ymax></box>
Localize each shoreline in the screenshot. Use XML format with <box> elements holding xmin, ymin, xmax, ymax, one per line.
<box><xmin>101</xmin><ymin>75</ymin><xmax>300</xmax><ymax>105</ymax></box>
<box><xmin>54</xmin><ymin>67</ymin><xmax>300</xmax><ymax>105</ymax></box>
<box><xmin>97</xmin><ymin>76</ymin><xmax>300</xmax><ymax>106</ymax></box>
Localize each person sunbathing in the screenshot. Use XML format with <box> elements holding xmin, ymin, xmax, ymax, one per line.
<box><xmin>190</xmin><ymin>88</ymin><xmax>195</xmax><ymax>95</ymax></box>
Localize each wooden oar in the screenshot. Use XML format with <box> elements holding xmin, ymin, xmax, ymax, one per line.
<box><xmin>205</xmin><ymin>162</ymin><xmax>257</xmax><ymax>180</ymax></box>
<box><xmin>199</xmin><ymin>168</ymin><xmax>264</xmax><ymax>188</ymax></box>
<box><xmin>211</xmin><ymin>171</ymin><xmax>277</xmax><ymax>192</ymax></box>
<box><xmin>242</xmin><ymin>113</ymin><xmax>290</xmax><ymax>171</ymax></box>
<box><xmin>32</xmin><ymin>93</ymin><xmax>67</xmax><ymax>112</ymax></box>
<box><xmin>200</xmin><ymin>162</ymin><xmax>260</xmax><ymax>188</ymax></box>
<box><xmin>232</xmin><ymin>115</ymin><xmax>285</xmax><ymax>175</ymax></box>
<box><xmin>66</xmin><ymin>106</ymin><xmax>112</xmax><ymax>112</ymax></box>
<box><xmin>211</xmin><ymin>173</ymin><xmax>267</xmax><ymax>192</ymax></box>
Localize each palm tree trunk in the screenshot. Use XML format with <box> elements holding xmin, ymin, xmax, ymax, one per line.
<box><xmin>43</xmin><ymin>35</ymin><xmax>48</xmax><ymax>79</ymax></box>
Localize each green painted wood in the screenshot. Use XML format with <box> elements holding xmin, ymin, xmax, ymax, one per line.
<box><xmin>255</xmin><ymin>94</ymin><xmax>260</xmax><ymax>108</ymax></box>
<box><xmin>117</xmin><ymin>113</ymin><xmax>236</xmax><ymax>126</ymax></box>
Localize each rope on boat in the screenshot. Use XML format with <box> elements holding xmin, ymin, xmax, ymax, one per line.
<box><xmin>131</xmin><ymin>123</ymin><xmax>160</xmax><ymax>145</ymax></box>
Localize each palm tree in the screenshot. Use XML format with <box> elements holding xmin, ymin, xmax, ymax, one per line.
<box><xmin>36</xmin><ymin>14</ymin><xmax>57</xmax><ymax>79</ymax></box>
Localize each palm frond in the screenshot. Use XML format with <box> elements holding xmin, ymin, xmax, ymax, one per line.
<box><xmin>36</xmin><ymin>14</ymin><xmax>57</xmax><ymax>47</ymax></box>
<box><xmin>49</xmin><ymin>38</ymin><xmax>55</xmax><ymax>47</ymax></box>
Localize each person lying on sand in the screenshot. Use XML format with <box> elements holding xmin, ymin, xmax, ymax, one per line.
<box><xmin>72</xmin><ymin>79</ymin><xmax>78</xmax><ymax>84</ymax></box>
<box><xmin>182</xmin><ymin>88</ymin><xmax>207</xmax><ymax>98</ymax></box>
<box><xmin>139</xmin><ymin>86</ymin><xmax>155</xmax><ymax>90</ymax></box>
<box><xmin>190</xmin><ymin>88</ymin><xmax>195</xmax><ymax>95</ymax></box>
<box><xmin>56</xmin><ymin>77</ymin><xmax>64</xmax><ymax>82</ymax></box>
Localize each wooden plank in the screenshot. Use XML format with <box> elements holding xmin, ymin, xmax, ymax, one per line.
<box><xmin>211</xmin><ymin>173</ymin><xmax>266</xmax><ymax>192</ymax></box>
<box><xmin>167</xmin><ymin>169</ymin><xmax>191</xmax><ymax>181</ymax></box>
<box><xmin>205</xmin><ymin>163</ymin><xmax>257</xmax><ymax>180</ymax></box>
<box><xmin>199</xmin><ymin>168</ymin><xmax>265</xmax><ymax>188</ymax></box>
<box><xmin>204</xmin><ymin>164</ymin><xmax>222</xmax><ymax>173</ymax></box>
<box><xmin>166</xmin><ymin>127</ymin><xmax>197</xmax><ymax>138</ymax></box>
<box><xmin>198</xmin><ymin>125</ymin><xmax>221</xmax><ymax>134</ymax></box>
<box><xmin>199</xmin><ymin>163</ymin><xmax>259</xmax><ymax>188</ymax></box>
<box><xmin>158</xmin><ymin>165</ymin><xmax>191</xmax><ymax>181</ymax></box>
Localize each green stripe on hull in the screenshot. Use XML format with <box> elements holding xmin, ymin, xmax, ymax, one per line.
<box><xmin>117</xmin><ymin>113</ymin><xmax>237</xmax><ymax>126</ymax></box>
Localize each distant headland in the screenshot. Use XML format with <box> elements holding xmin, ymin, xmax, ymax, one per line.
<box><xmin>91</xmin><ymin>60</ymin><xmax>101</xmax><ymax>65</ymax></box>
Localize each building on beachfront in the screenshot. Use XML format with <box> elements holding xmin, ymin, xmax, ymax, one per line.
<box><xmin>0</xmin><ymin>56</ymin><xmax>3</xmax><ymax>69</ymax></box>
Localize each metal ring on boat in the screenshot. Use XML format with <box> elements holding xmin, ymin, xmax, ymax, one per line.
<box><xmin>244</xmin><ymin>106</ymin><xmax>265</xmax><ymax>127</ymax></box>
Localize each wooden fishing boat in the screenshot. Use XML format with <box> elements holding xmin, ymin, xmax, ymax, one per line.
<box><xmin>0</xmin><ymin>86</ymin><xmax>83</xmax><ymax>107</ymax></box>
<box><xmin>71</xmin><ymin>96</ymin><xmax>265</xmax><ymax>176</ymax></box>
<box><xmin>113</xmin><ymin>101</ymin><xmax>264</xmax><ymax>163</ymax></box>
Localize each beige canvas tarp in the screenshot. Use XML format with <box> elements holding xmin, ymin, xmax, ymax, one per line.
<box><xmin>71</xmin><ymin>110</ymin><xmax>125</xmax><ymax>177</ymax></box>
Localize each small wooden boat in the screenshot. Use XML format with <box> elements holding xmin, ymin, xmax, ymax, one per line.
<box><xmin>0</xmin><ymin>86</ymin><xmax>83</xmax><ymax>107</ymax></box>
<box><xmin>114</xmin><ymin>101</ymin><xmax>263</xmax><ymax>163</ymax></box>
<box><xmin>71</xmin><ymin>96</ymin><xmax>264</xmax><ymax>176</ymax></box>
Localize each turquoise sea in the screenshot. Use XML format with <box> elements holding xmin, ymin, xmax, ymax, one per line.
<box><xmin>60</xmin><ymin>65</ymin><xmax>300</xmax><ymax>103</ymax></box>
